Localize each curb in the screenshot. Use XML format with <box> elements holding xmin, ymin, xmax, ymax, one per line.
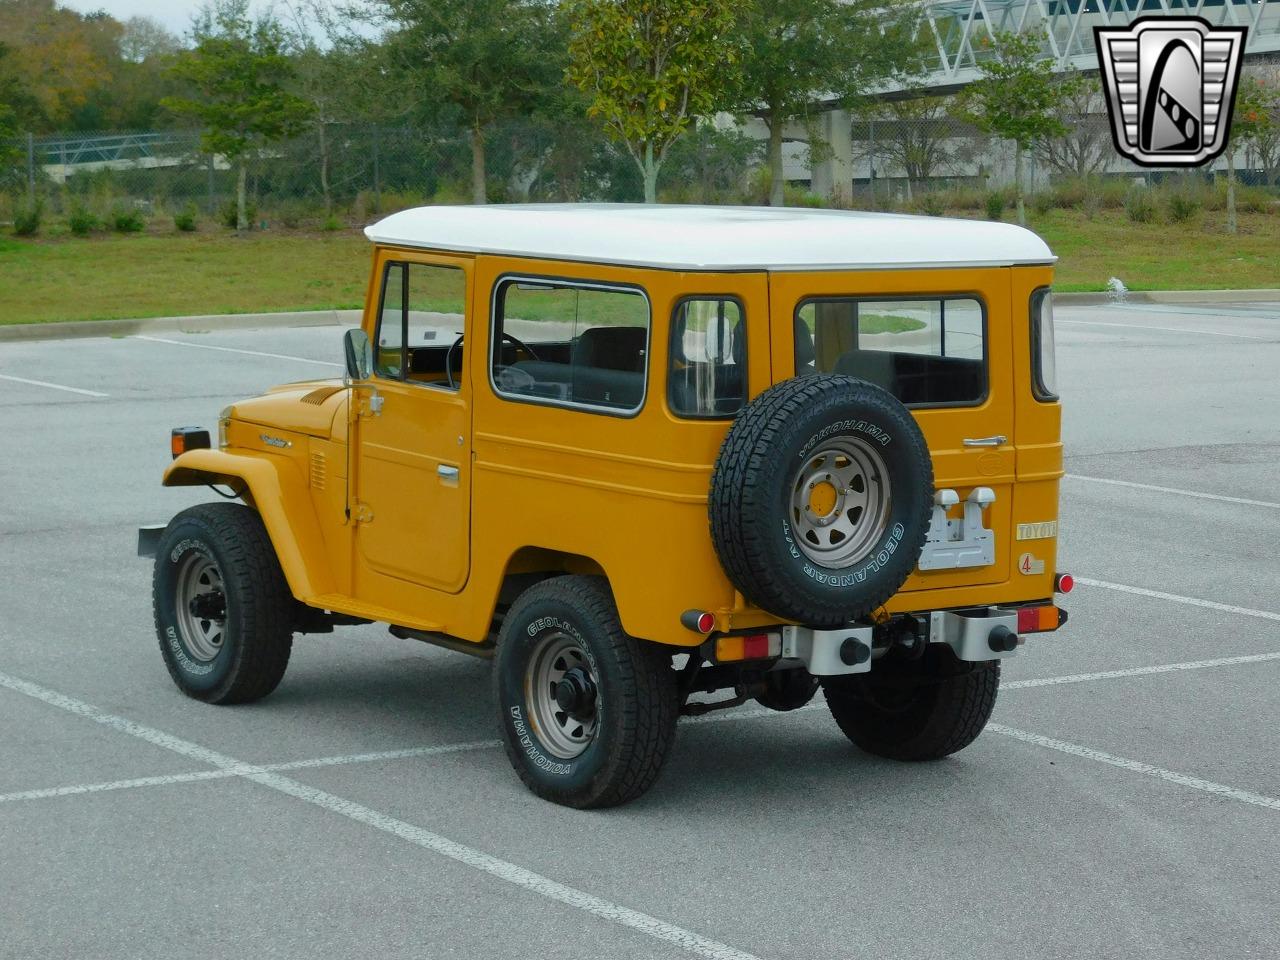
<box><xmin>1055</xmin><ymin>289</ymin><xmax>1280</xmax><ymax>306</ymax></box>
<box><xmin>0</xmin><ymin>309</ymin><xmax>363</xmax><ymax>343</ymax></box>
<box><xmin>2</xmin><ymin>288</ymin><xmax>1277</xmax><ymax>343</ymax></box>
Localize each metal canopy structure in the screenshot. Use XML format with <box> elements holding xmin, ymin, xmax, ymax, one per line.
<box><xmin>912</xmin><ymin>0</ymin><xmax>1280</xmax><ymax>89</ymax></box>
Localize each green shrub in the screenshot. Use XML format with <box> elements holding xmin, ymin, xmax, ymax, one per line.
<box><xmin>13</xmin><ymin>201</ymin><xmax>42</xmax><ymax>236</ymax></box>
<box><xmin>919</xmin><ymin>192</ymin><xmax>945</xmax><ymax>216</ymax></box>
<box><xmin>173</xmin><ymin>204</ymin><xmax>199</xmax><ymax>232</ymax></box>
<box><xmin>321</xmin><ymin>213</ymin><xmax>342</xmax><ymax>231</ymax></box>
<box><xmin>1124</xmin><ymin>186</ymin><xmax>1157</xmax><ymax>223</ymax></box>
<box><xmin>220</xmin><ymin>199</ymin><xmax>258</xmax><ymax>229</ymax></box>
<box><xmin>984</xmin><ymin>190</ymin><xmax>1006</xmax><ymax>221</ymax></box>
<box><xmin>112</xmin><ymin>206</ymin><xmax>146</xmax><ymax>233</ymax></box>
<box><xmin>1166</xmin><ymin>191</ymin><xmax>1201</xmax><ymax>223</ymax></box>
<box><xmin>1235</xmin><ymin>185</ymin><xmax>1273</xmax><ymax>214</ymax></box>
<box><xmin>1049</xmin><ymin>178</ymin><xmax>1088</xmax><ymax>210</ymax></box>
<box><xmin>943</xmin><ymin>186</ymin><xmax>985</xmax><ymax>211</ymax></box>
<box><xmin>1081</xmin><ymin>187</ymin><xmax>1102</xmax><ymax>220</ymax></box>
<box><xmin>1099</xmin><ymin>179</ymin><xmax>1131</xmax><ymax>209</ymax></box>
<box><xmin>68</xmin><ymin>205</ymin><xmax>99</xmax><ymax>236</ymax></box>
<box><xmin>1031</xmin><ymin>190</ymin><xmax>1054</xmax><ymax>216</ymax></box>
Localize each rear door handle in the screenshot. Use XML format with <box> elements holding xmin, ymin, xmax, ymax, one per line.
<box><xmin>437</xmin><ymin>464</ymin><xmax>460</xmax><ymax>480</ymax></box>
<box><xmin>962</xmin><ymin>435</ymin><xmax>1007</xmax><ymax>447</ymax></box>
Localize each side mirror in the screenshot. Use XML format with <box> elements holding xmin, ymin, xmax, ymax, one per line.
<box><xmin>343</xmin><ymin>328</ymin><xmax>373</xmax><ymax>381</ymax></box>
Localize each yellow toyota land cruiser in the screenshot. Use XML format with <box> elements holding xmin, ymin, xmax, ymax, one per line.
<box><xmin>141</xmin><ymin>204</ymin><xmax>1072</xmax><ymax>808</ymax></box>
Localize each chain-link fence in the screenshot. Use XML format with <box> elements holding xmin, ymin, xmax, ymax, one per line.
<box><xmin>4</xmin><ymin>112</ymin><xmax>1277</xmax><ymax>226</ymax></box>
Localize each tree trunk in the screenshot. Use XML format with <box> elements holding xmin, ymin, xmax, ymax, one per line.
<box><xmin>1014</xmin><ymin>144</ymin><xmax>1026</xmax><ymax>227</ymax></box>
<box><xmin>236</xmin><ymin>159</ymin><xmax>248</xmax><ymax>232</ymax></box>
<box><xmin>318</xmin><ymin>121</ymin><xmax>331</xmax><ymax>216</ymax></box>
<box><xmin>768</xmin><ymin>113</ymin><xmax>785</xmax><ymax>207</ymax></box>
<box><xmin>641</xmin><ymin>141</ymin><xmax>659</xmax><ymax>204</ymax></box>
<box><xmin>470</xmin><ymin>122</ymin><xmax>487</xmax><ymax>205</ymax></box>
<box><xmin>1226</xmin><ymin>148</ymin><xmax>1238</xmax><ymax>234</ymax></box>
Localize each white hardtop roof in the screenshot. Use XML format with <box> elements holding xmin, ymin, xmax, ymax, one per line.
<box><xmin>364</xmin><ymin>203</ymin><xmax>1055</xmax><ymax>272</ymax></box>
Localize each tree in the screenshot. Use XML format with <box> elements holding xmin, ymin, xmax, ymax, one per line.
<box><xmin>964</xmin><ymin>30</ymin><xmax>1081</xmax><ymax>226</ymax></box>
<box><xmin>1225</xmin><ymin>74</ymin><xmax>1279</xmax><ymax>232</ymax></box>
<box><xmin>0</xmin><ymin>0</ymin><xmax>111</xmax><ymax>130</ymax></box>
<box><xmin>1035</xmin><ymin>70</ymin><xmax>1110</xmax><ymax>179</ymax></box>
<box><xmin>734</xmin><ymin>0</ymin><xmax>921</xmax><ymax>207</ymax></box>
<box><xmin>565</xmin><ymin>0</ymin><xmax>739</xmax><ymax>204</ymax></box>
<box><xmin>369</xmin><ymin>0</ymin><xmax>561</xmax><ymax>204</ymax></box>
<box><xmin>164</xmin><ymin>0</ymin><xmax>312</xmax><ymax>231</ymax></box>
<box><xmin>858</xmin><ymin>94</ymin><xmax>960</xmax><ymax>200</ymax></box>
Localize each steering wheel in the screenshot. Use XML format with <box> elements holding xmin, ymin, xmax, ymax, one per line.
<box><xmin>447</xmin><ymin>332</ymin><xmax>540</xmax><ymax>390</ymax></box>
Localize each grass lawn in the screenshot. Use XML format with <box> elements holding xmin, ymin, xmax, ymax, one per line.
<box><xmin>1</xmin><ymin>208</ymin><xmax>1277</xmax><ymax>326</ymax></box>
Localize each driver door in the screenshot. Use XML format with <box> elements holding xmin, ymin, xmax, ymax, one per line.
<box><xmin>353</xmin><ymin>252</ymin><xmax>472</xmax><ymax>595</ymax></box>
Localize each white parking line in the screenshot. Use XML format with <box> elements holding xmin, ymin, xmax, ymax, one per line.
<box><xmin>1057</xmin><ymin>319</ymin><xmax>1274</xmax><ymax>341</ymax></box>
<box><xmin>0</xmin><ymin>373</ymin><xmax>108</xmax><ymax>398</ymax></box>
<box><xmin>0</xmin><ymin>740</ymin><xmax>502</xmax><ymax>805</ymax></box>
<box><xmin>988</xmin><ymin>724</ymin><xmax>1280</xmax><ymax>811</ymax></box>
<box><xmin>1077</xmin><ymin>577</ymin><xmax>1280</xmax><ymax>623</ymax></box>
<box><xmin>0</xmin><ymin>670</ymin><xmax>762</xmax><ymax>960</ymax></box>
<box><xmin>9</xmin><ymin>649</ymin><xmax>1280</xmax><ymax>806</ymax></box>
<box><xmin>1002</xmin><ymin>651</ymin><xmax>1280</xmax><ymax>689</ymax></box>
<box><xmin>1066</xmin><ymin>474</ymin><xmax>1280</xmax><ymax>510</ymax></box>
<box><xmin>135</xmin><ymin>334</ymin><xmax>342</xmax><ymax>367</ymax></box>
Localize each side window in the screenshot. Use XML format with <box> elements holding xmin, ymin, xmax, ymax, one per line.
<box><xmin>491</xmin><ymin>277</ymin><xmax>650</xmax><ymax>414</ymax></box>
<box><xmin>669</xmin><ymin>297</ymin><xmax>746</xmax><ymax>419</ymax></box>
<box><xmin>374</xmin><ymin>261</ymin><xmax>467</xmax><ymax>388</ymax></box>
<box><xmin>795</xmin><ymin>296</ymin><xmax>986</xmax><ymax>406</ymax></box>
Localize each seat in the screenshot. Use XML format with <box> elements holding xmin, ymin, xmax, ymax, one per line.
<box><xmin>571</xmin><ymin>326</ymin><xmax>647</xmax><ymax>372</ymax></box>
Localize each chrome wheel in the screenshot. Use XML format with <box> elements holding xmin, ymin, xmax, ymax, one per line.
<box><xmin>525</xmin><ymin>633</ymin><xmax>599</xmax><ymax>759</ymax></box>
<box><xmin>790</xmin><ymin>437</ymin><xmax>891</xmax><ymax>568</ymax></box>
<box><xmin>174</xmin><ymin>552</ymin><xmax>227</xmax><ymax>661</ymax></box>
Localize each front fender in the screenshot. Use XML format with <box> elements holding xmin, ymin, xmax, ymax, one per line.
<box><xmin>164</xmin><ymin>448</ymin><xmax>335</xmax><ymax>601</ymax></box>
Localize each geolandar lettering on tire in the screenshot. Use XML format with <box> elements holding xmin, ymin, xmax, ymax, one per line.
<box><xmin>799</xmin><ymin>521</ymin><xmax>905</xmax><ymax>585</ymax></box>
<box><xmin>165</xmin><ymin>624</ymin><xmax>214</xmax><ymax>676</ymax></box>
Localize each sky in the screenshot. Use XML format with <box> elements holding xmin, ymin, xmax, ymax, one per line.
<box><xmin>58</xmin><ymin>0</ymin><xmax>339</xmax><ymax>40</ymax></box>
<box><xmin>61</xmin><ymin>0</ymin><xmax>211</xmax><ymax>36</ymax></box>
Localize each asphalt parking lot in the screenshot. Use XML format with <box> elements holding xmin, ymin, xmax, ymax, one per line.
<box><xmin>1</xmin><ymin>299</ymin><xmax>1278</xmax><ymax>960</ymax></box>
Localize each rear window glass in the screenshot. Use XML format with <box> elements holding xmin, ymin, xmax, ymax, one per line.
<box><xmin>669</xmin><ymin>297</ymin><xmax>746</xmax><ymax>419</ymax></box>
<box><xmin>491</xmin><ymin>278</ymin><xmax>650</xmax><ymax>414</ymax></box>
<box><xmin>795</xmin><ymin>297</ymin><xmax>986</xmax><ymax>406</ymax></box>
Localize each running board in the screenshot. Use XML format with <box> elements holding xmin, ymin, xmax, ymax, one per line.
<box><xmin>389</xmin><ymin>625</ymin><xmax>494</xmax><ymax>660</ymax></box>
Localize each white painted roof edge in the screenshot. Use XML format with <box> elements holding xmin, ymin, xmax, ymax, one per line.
<box><xmin>363</xmin><ymin>204</ymin><xmax>1057</xmax><ymax>271</ymax></box>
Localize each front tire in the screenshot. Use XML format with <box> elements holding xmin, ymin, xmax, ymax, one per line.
<box><xmin>822</xmin><ymin>647</ymin><xmax>999</xmax><ymax>760</ymax></box>
<box><xmin>493</xmin><ymin>576</ymin><xmax>678</xmax><ymax>808</ymax></box>
<box><xmin>152</xmin><ymin>503</ymin><xmax>294</xmax><ymax>704</ymax></box>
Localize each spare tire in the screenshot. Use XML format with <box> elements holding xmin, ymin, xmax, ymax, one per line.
<box><xmin>710</xmin><ymin>374</ymin><xmax>933</xmax><ymax>627</ymax></box>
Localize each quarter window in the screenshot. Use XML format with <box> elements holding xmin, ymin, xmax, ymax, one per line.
<box><xmin>491</xmin><ymin>277</ymin><xmax>650</xmax><ymax>414</ymax></box>
<box><xmin>374</xmin><ymin>261</ymin><xmax>467</xmax><ymax>388</ymax></box>
<box><xmin>669</xmin><ymin>297</ymin><xmax>746</xmax><ymax>419</ymax></box>
<box><xmin>795</xmin><ymin>296</ymin><xmax>986</xmax><ymax>406</ymax></box>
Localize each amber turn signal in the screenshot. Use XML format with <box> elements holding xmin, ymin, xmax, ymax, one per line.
<box><xmin>171</xmin><ymin>427</ymin><xmax>211</xmax><ymax>459</ymax></box>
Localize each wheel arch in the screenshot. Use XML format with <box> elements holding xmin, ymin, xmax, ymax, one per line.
<box><xmin>163</xmin><ymin>449</ymin><xmax>335</xmax><ymax>601</ymax></box>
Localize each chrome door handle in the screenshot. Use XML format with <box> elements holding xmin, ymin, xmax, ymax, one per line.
<box><xmin>437</xmin><ymin>464</ymin><xmax>460</xmax><ymax>480</ymax></box>
<box><xmin>962</xmin><ymin>435</ymin><xmax>1007</xmax><ymax>447</ymax></box>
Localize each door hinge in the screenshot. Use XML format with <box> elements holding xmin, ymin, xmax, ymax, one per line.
<box><xmin>358</xmin><ymin>390</ymin><xmax>384</xmax><ymax>418</ymax></box>
<box><xmin>352</xmin><ymin>501</ymin><xmax>374</xmax><ymax>524</ymax></box>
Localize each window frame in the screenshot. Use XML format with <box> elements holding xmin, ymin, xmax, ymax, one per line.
<box><xmin>371</xmin><ymin>258</ymin><xmax>468</xmax><ymax>392</ymax></box>
<box><xmin>488</xmin><ymin>272</ymin><xmax>653</xmax><ymax>419</ymax></box>
<box><xmin>667</xmin><ymin>293</ymin><xmax>748</xmax><ymax>421</ymax></box>
<box><xmin>1029</xmin><ymin>286</ymin><xmax>1058</xmax><ymax>402</ymax></box>
<box><xmin>793</xmin><ymin>292</ymin><xmax>990</xmax><ymax>410</ymax></box>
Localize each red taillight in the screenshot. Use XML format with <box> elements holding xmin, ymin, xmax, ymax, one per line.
<box><xmin>682</xmin><ymin>609</ymin><xmax>716</xmax><ymax>634</ymax></box>
<box><xmin>741</xmin><ymin>634</ymin><xmax>771</xmax><ymax>659</ymax></box>
<box><xmin>1017</xmin><ymin>605</ymin><xmax>1063</xmax><ymax>634</ymax></box>
<box><xmin>1055</xmin><ymin>573</ymin><xmax>1074</xmax><ymax>594</ymax></box>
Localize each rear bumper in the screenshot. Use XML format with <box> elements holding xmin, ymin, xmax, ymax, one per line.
<box><xmin>782</xmin><ymin>605</ymin><xmax>1055</xmax><ymax>677</ymax></box>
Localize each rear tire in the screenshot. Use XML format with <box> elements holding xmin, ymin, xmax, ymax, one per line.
<box><xmin>822</xmin><ymin>647</ymin><xmax>998</xmax><ymax>760</ymax></box>
<box><xmin>152</xmin><ymin>503</ymin><xmax>294</xmax><ymax>704</ymax></box>
<box><xmin>493</xmin><ymin>576</ymin><xmax>678</xmax><ymax>808</ymax></box>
